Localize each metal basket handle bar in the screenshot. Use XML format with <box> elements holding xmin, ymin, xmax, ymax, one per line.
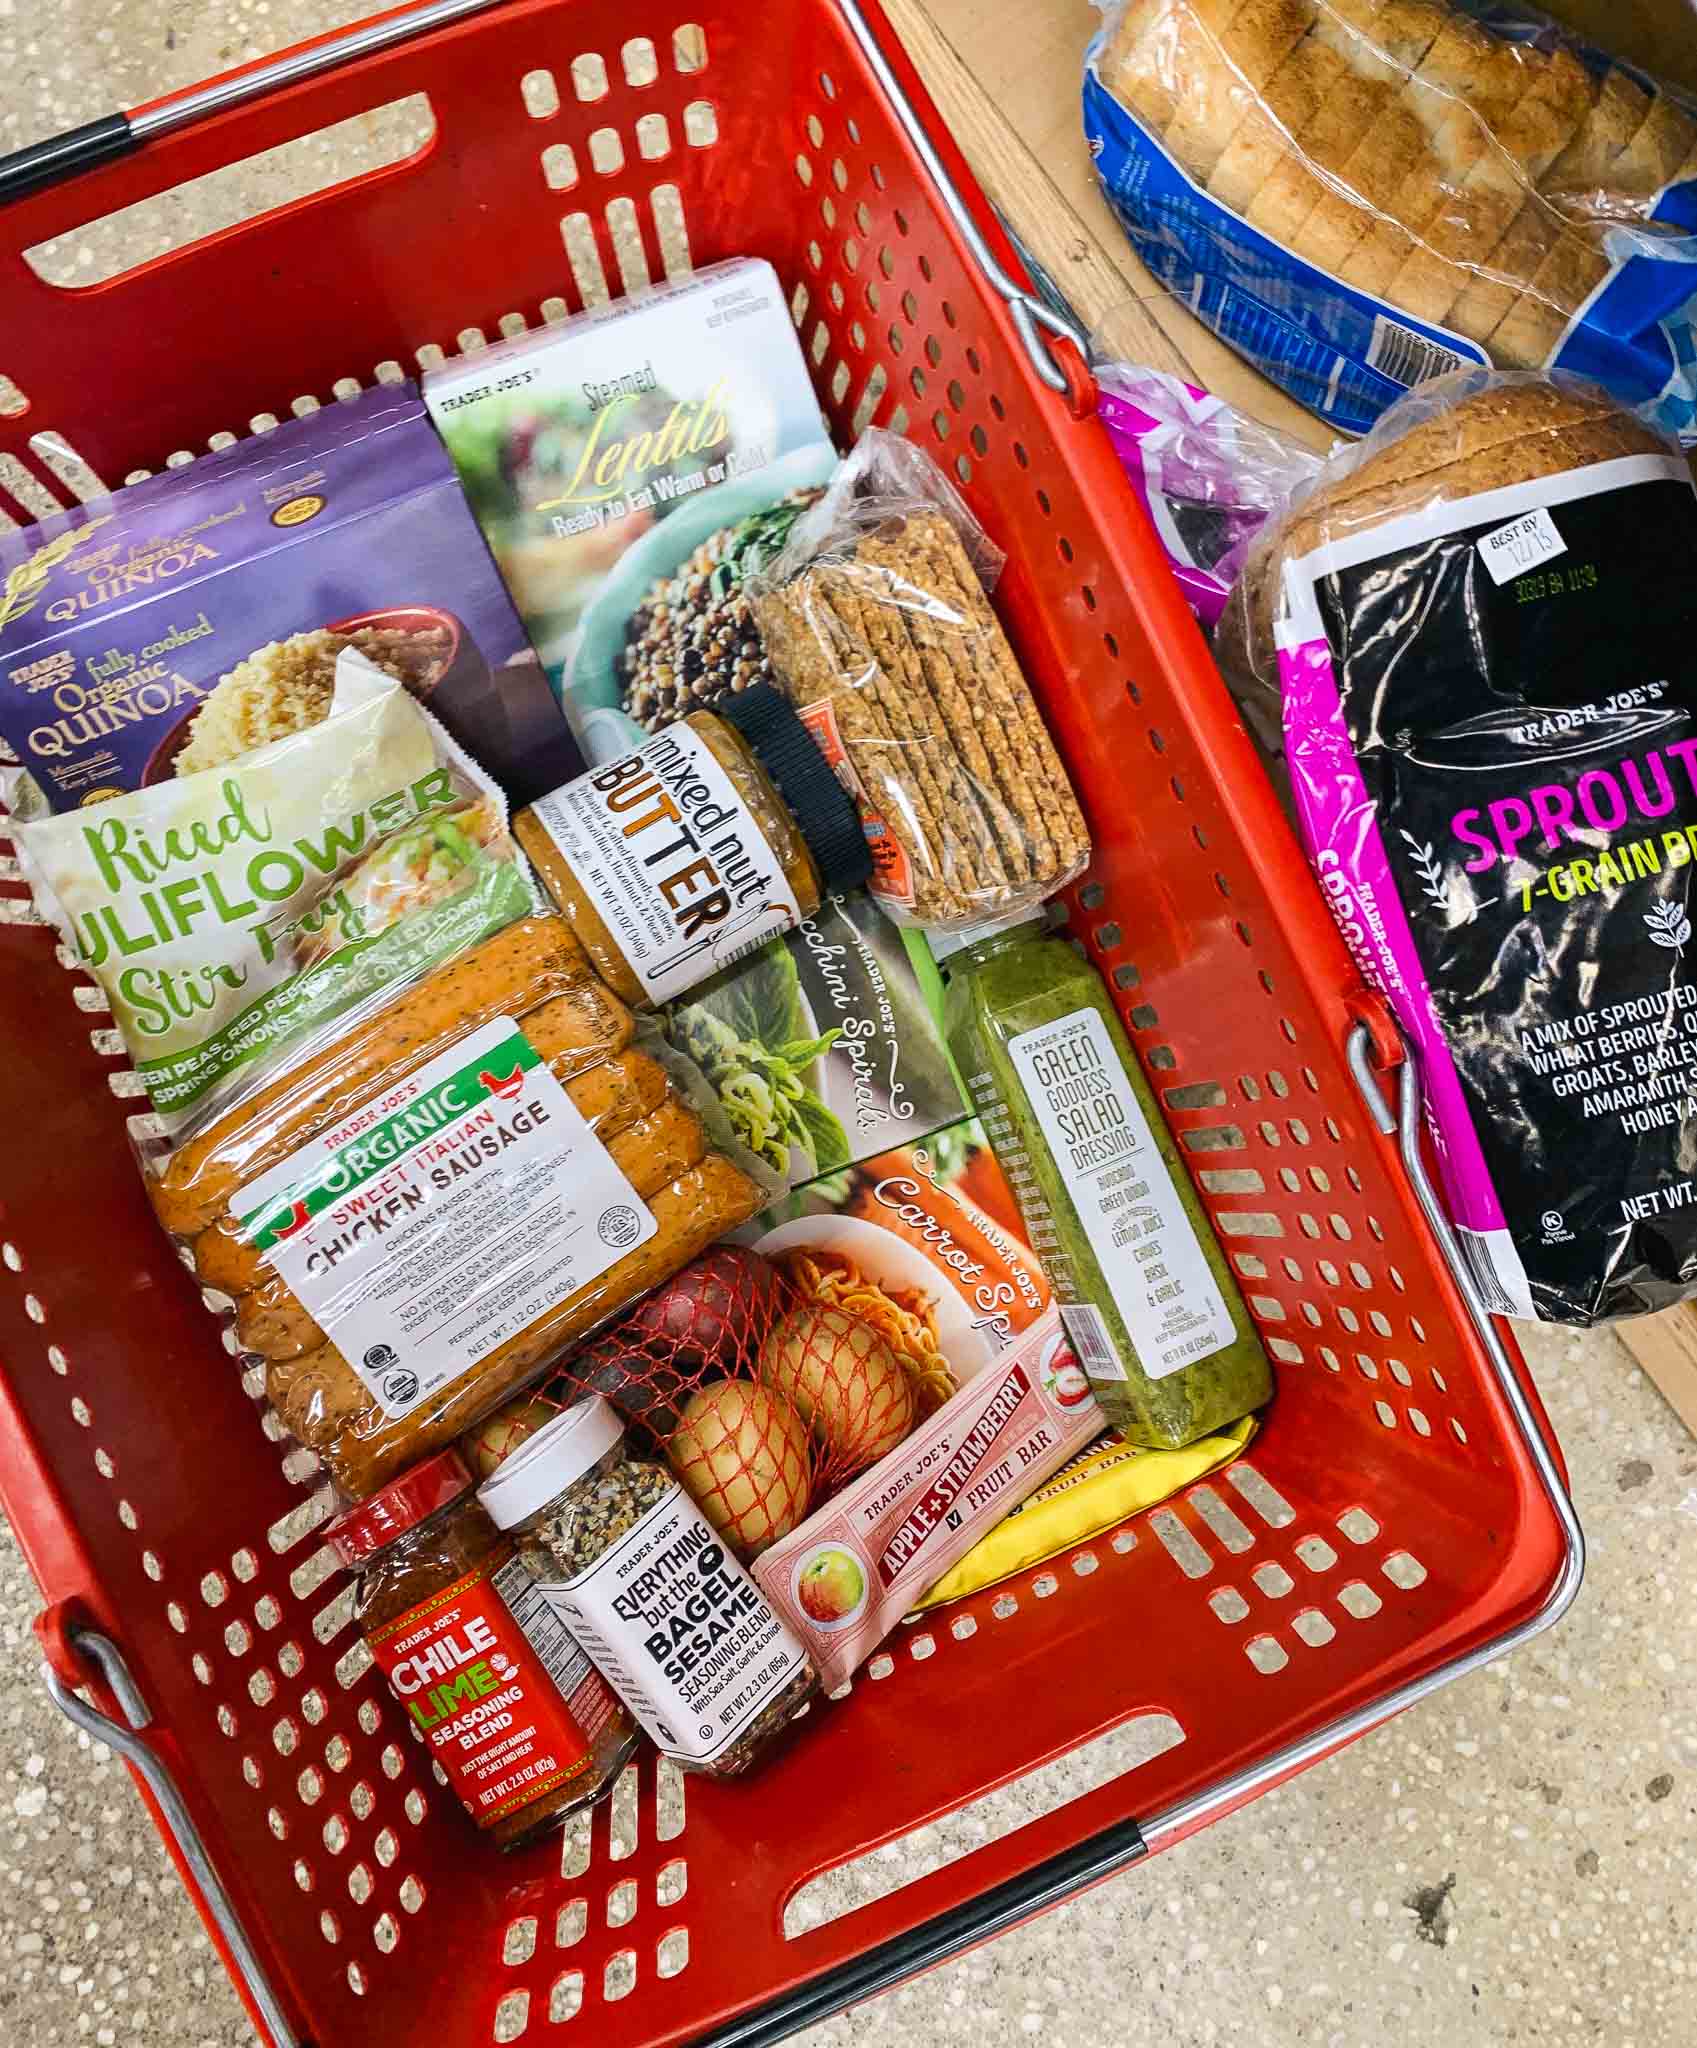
<box><xmin>0</xmin><ymin>0</ymin><xmax>1087</xmax><ymax>398</ymax></box>
<box><xmin>44</xmin><ymin>1625</ymin><xmax>306</xmax><ymax>2048</ymax></box>
<box><xmin>697</xmin><ymin>1022</ymin><xmax>1585</xmax><ymax>2048</ymax></box>
<box><xmin>0</xmin><ymin>0</ymin><xmax>505</xmax><ymax>204</ymax></box>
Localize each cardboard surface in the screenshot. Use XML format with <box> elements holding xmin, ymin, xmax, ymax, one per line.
<box><xmin>1614</xmin><ymin>1307</ymin><xmax>1697</xmax><ymax>1439</ymax></box>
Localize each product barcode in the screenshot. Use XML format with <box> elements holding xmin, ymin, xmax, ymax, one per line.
<box><xmin>1061</xmin><ymin>1303</ymin><xmax>1127</xmax><ymax>1382</ymax></box>
<box><xmin>1366</xmin><ymin>315</ymin><xmax>1469</xmax><ymax>390</ymax></box>
<box><xmin>1455</xmin><ymin>1232</ymin><xmax>1519</xmax><ymax>1320</ymax></box>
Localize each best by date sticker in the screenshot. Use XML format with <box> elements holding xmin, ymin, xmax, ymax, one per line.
<box><xmin>1476</xmin><ymin>506</ymin><xmax>1567</xmax><ymax>586</ymax></box>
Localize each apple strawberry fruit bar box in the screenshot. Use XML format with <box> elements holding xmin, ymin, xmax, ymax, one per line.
<box><xmin>0</xmin><ymin>383</ymin><xmax>582</xmax><ymax>812</ymax></box>
<box><xmin>741</xmin><ymin>1117</ymin><xmax>1102</xmax><ymax>1686</ymax></box>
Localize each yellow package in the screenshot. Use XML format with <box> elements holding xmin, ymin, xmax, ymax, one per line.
<box><xmin>911</xmin><ymin>1415</ymin><xmax>1256</xmax><ymax>1611</ymax></box>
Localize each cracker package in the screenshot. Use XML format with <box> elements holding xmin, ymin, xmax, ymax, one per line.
<box><xmin>751</xmin><ymin>432</ymin><xmax>1090</xmax><ymax>931</ymax></box>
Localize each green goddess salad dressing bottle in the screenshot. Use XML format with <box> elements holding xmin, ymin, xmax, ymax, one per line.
<box><xmin>943</xmin><ymin>921</ymin><xmax>1271</xmax><ymax>1450</ymax></box>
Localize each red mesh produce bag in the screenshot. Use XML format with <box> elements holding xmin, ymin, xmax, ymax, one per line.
<box><xmin>466</xmin><ymin>1245</ymin><xmax>955</xmax><ymax>1560</ymax></box>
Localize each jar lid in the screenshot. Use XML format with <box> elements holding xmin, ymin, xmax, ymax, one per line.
<box><xmin>476</xmin><ymin>1396</ymin><xmax>625</xmax><ymax>1531</ymax></box>
<box><xmin>718</xmin><ymin>682</ymin><xmax>872</xmax><ymax>898</ymax></box>
<box><xmin>325</xmin><ymin>1448</ymin><xmax>472</xmax><ymax>1565</ymax></box>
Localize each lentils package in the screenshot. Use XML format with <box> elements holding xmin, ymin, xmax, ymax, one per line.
<box><xmin>421</xmin><ymin>258</ymin><xmax>836</xmax><ymax>765</ymax></box>
<box><xmin>1239</xmin><ymin>371</ymin><xmax>1697</xmax><ymax>1323</ymax></box>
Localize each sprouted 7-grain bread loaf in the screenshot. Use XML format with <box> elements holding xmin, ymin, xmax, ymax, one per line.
<box><xmin>1216</xmin><ymin>375</ymin><xmax>1668</xmax><ymax>704</ymax></box>
<box><xmin>1238</xmin><ymin>371</ymin><xmax>1697</xmax><ymax>1323</ymax></box>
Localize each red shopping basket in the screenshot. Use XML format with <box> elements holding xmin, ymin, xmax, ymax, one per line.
<box><xmin>0</xmin><ymin>3</ymin><xmax>1581</xmax><ymax>2044</ymax></box>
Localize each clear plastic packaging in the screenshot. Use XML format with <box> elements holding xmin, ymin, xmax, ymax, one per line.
<box><xmin>1085</xmin><ymin>0</ymin><xmax>1697</xmax><ymax>440</ymax></box>
<box><xmin>16</xmin><ymin>661</ymin><xmax>528</xmax><ymax>1145</ymax></box>
<box><xmin>1230</xmin><ymin>368</ymin><xmax>1697</xmax><ymax>1322</ymax></box>
<box><xmin>750</xmin><ymin>430</ymin><xmax>1091</xmax><ymax>930</ymax></box>
<box><xmin>477</xmin><ymin>1398</ymin><xmax>818</xmax><ymax>1778</ymax></box>
<box><xmin>151</xmin><ymin>909</ymin><xmax>768</xmax><ymax>1499</ymax></box>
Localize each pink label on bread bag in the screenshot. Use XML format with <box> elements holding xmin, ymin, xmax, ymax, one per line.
<box><xmin>1279</xmin><ymin>631</ymin><xmax>1513</xmax><ymax>1246</ymax></box>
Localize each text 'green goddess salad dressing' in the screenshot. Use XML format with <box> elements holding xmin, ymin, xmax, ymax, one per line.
<box><xmin>944</xmin><ymin>921</ymin><xmax>1270</xmax><ymax>1449</ymax></box>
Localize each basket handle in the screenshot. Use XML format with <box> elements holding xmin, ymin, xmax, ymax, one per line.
<box><xmin>702</xmin><ymin>1815</ymin><xmax>1148</xmax><ymax>2047</ymax></box>
<box><xmin>0</xmin><ymin>0</ymin><xmax>504</xmax><ymax>204</ymax></box>
<box><xmin>43</xmin><ymin>1622</ymin><xmax>305</xmax><ymax>2048</ymax></box>
<box><xmin>836</xmin><ymin>0</ymin><xmax>1091</xmax><ymax>402</ymax></box>
<box><xmin>0</xmin><ymin>0</ymin><xmax>1091</xmax><ymax>406</ymax></box>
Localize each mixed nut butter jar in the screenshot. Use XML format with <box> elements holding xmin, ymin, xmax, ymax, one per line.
<box><xmin>512</xmin><ymin>681</ymin><xmax>870</xmax><ymax>1007</ymax></box>
<box><xmin>478</xmin><ymin>1397</ymin><xmax>818</xmax><ymax>1778</ymax></box>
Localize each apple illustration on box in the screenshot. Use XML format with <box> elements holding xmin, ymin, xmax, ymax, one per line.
<box><xmin>793</xmin><ymin>1545</ymin><xmax>869</xmax><ymax>1629</ymax></box>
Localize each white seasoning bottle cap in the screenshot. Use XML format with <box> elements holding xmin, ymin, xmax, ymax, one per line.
<box><xmin>476</xmin><ymin>1395</ymin><xmax>626</xmax><ymax>1531</ymax></box>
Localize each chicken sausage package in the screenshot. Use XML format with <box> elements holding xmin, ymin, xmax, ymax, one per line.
<box><xmin>1220</xmin><ymin>370</ymin><xmax>1697</xmax><ymax>1322</ymax></box>
<box><xmin>17</xmin><ymin>658</ymin><xmax>769</xmax><ymax>1496</ymax></box>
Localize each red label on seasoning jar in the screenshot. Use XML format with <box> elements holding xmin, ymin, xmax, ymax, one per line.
<box><xmin>367</xmin><ymin>1559</ymin><xmax>605</xmax><ymax>1826</ymax></box>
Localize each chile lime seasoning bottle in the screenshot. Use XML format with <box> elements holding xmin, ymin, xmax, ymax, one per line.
<box><xmin>944</xmin><ymin>920</ymin><xmax>1271</xmax><ymax>1449</ymax></box>
<box><xmin>327</xmin><ymin>1449</ymin><xmax>637</xmax><ymax>1849</ymax></box>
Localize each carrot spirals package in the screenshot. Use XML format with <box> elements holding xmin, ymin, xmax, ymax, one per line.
<box><xmin>741</xmin><ymin>1117</ymin><xmax>1103</xmax><ymax>1687</ymax></box>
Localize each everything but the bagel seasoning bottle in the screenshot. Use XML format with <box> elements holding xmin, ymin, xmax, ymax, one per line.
<box><xmin>478</xmin><ymin>1397</ymin><xmax>817</xmax><ymax>1778</ymax></box>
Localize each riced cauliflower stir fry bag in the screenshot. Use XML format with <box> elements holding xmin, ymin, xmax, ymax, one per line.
<box><xmin>17</xmin><ymin>659</ymin><xmax>529</xmax><ymax>1141</ymax></box>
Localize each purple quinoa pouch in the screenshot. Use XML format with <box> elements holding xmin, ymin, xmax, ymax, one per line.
<box><xmin>1279</xmin><ymin>445</ymin><xmax>1697</xmax><ymax>1325</ymax></box>
<box><xmin>0</xmin><ymin>383</ymin><xmax>583</xmax><ymax>812</ymax></box>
